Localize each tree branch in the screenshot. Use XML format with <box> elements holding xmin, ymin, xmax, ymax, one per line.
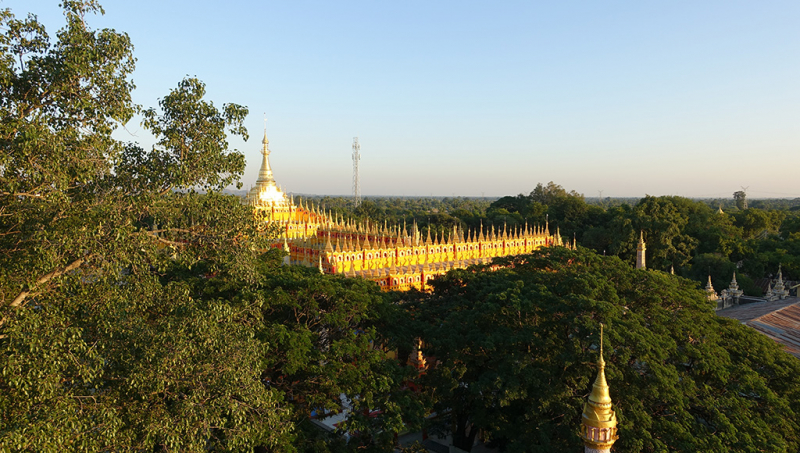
<box><xmin>145</xmin><ymin>230</ymin><xmax>185</xmax><ymax>247</ymax></box>
<box><xmin>0</xmin><ymin>191</ymin><xmax>44</xmax><ymax>198</ymax></box>
<box><xmin>7</xmin><ymin>257</ymin><xmax>86</xmax><ymax>309</ymax></box>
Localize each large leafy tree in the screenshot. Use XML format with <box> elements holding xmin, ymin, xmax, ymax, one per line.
<box><xmin>732</xmin><ymin>208</ymin><xmax>785</xmax><ymax>240</ymax></box>
<box><xmin>630</xmin><ymin>196</ymin><xmax>698</xmax><ymax>270</ymax></box>
<box><xmin>406</xmin><ymin>247</ymin><xmax>800</xmax><ymax>452</ymax></box>
<box><xmin>1</xmin><ymin>4</ymin><xmax>419</xmax><ymax>451</ymax></box>
<box><xmin>0</xmin><ymin>1</ymin><xmax>250</xmax><ymax>319</ymax></box>
<box><xmin>250</xmin><ymin>264</ymin><xmax>424</xmax><ymax>452</ymax></box>
<box><xmin>0</xmin><ymin>3</ymin><xmax>293</xmax><ymax>451</ymax></box>
<box><xmin>0</xmin><ymin>0</ymin><xmax>136</xmax><ymax>200</ymax></box>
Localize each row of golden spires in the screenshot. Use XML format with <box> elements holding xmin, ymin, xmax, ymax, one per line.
<box><xmin>318</xmin><ymin>222</ymin><xmax>558</xmax><ymax>252</ymax></box>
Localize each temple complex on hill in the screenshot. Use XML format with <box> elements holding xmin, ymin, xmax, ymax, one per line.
<box><xmin>245</xmin><ymin>126</ymin><xmax>565</xmax><ymax>291</ymax></box>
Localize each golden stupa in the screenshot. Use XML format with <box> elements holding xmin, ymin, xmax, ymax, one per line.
<box><xmin>580</xmin><ymin>323</ymin><xmax>619</xmax><ymax>452</ymax></box>
<box><xmin>247</xmin><ymin>124</ymin><xmax>570</xmax><ymax>291</ymax></box>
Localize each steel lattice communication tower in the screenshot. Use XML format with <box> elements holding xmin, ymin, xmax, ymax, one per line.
<box><xmin>352</xmin><ymin>137</ymin><xmax>361</xmax><ymax>207</ymax></box>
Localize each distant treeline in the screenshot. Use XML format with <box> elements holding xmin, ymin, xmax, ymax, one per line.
<box><xmin>298</xmin><ymin>183</ymin><xmax>800</xmax><ymax>297</ymax></box>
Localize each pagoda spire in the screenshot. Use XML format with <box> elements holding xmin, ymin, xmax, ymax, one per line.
<box><xmin>636</xmin><ymin>230</ymin><xmax>646</xmax><ymax>270</ymax></box>
<box><xmin>727</xmin><ymin>272</ymin><xmax>743</xmax><ymax>305</ymax></box>
<box><xmin>282</xmin><ymin>236</ymin><xmax>291</xmax><ymax>266</ymax></box>
<box><xmin>256</xmin><ymin>119</ymin><xmax>276</xmax><ymax>186</ymax></box>
<box><xmin>580</xmin><ymin>323</ymin><xmax>618</xmax><ymax>452</ymax></box>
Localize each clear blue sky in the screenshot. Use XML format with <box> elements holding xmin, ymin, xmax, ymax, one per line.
<box><xmin>8</xmin><ymin>0</ymin><xmax>800</xmax><ymax>197</ymax></box>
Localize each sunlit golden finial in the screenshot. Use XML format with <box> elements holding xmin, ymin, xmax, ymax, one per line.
<box><xmin>580</xmin><ymin>322</ymin><xmax>618</xmax><ymax>452</ymax></box>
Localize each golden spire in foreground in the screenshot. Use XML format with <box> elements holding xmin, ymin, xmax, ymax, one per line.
<box><xmin>580</xmin><ymin>323</ymin><xmax>618</xmax><ymax>453</ymax></box>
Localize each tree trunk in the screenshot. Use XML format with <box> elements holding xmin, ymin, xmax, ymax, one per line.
<box><xmin>452</xmin><ymin>412</ymin><xmax>478</xmax><ymax>452</ymax></box>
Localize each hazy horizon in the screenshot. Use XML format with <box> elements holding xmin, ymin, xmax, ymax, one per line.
<box><xmin>226</xmin><ymin>188</ymin><xmax>797</xmax><ymax>202</ymax></box>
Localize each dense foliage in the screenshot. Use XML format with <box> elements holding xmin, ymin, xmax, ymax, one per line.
<box><xmin>399</xmin><ymin>247</ymin><xmax>800</xmax><ymax>452</ymax></box>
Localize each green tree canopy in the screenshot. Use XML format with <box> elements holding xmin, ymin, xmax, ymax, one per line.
<box><xmin>404</xmin><ymin>247</ymin><xmax>800</xmax><ymax>452</ymax></box>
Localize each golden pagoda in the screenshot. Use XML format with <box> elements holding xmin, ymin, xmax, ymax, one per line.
<box><xmin>247</xmin><ymin>124</ymin><xmax>287</xmax><ymax>207</ymax></box>
<box><xmin>246</xmin><ymin>125</ymin><xmax>564</xmax><ymax>291</ymax></box>
<box><xmin>246</xmin><ymin>124</ymin><xmax>328</xmax><ymax>238</ymax></box>
<box><xmin>580</xmin><ymin>323</ymin><xmax>618</xmax><ymax>453</ymax></box>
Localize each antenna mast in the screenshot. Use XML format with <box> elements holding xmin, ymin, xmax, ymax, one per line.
<box><xmin>352</xmin><ymin>137</ymin><xmax>361</xmax><ymax>207</ymax></box>
<box><xmin>741</xmin><ymin>186</ymin><xmax>749</xmax><ymax>210</ymax></box>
